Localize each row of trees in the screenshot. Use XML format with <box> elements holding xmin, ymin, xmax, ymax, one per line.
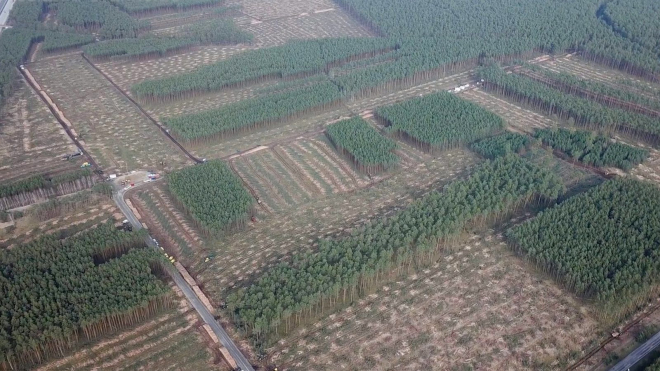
<box><xmin>0</xmin><ymin>222</ymin><xmax>171</xmax><ymax>370</ymax></box>
<box><xmin>326</xmin><ymin>117</ymin><xmax>399</xmax><ymax>173</ymax></box>
<box><xmin>83</xmin><ymin>18</ymin><xmax>251</xmax><ymax>60</ymax></box>
<box><xmin>227</xmin><ymin>155</ymin><xmax>564</xmax><ymax>344</ymax></box>
<box><xmin>130</xmin><ymin>38</ymin><xmax>395</xmax><ymax>102</ymax></box>
<box><xmin>108</xmin><ymin>0</ymin><xmax>224</xmax><ymax>15</ymax></box>
<box><xmin>376</xmin><ymin>92</ymin><xmax>504</xmax><ymax>153</ymax></box>
<box><xmin>508</xmin><ymin>178</ymin><xmax>660</xmax><ymax>322</ymax></box>
<box><xmin>40</xmin><ymin>30</ymin><xmax>95</xmax><ymax>53</ymax></box>
<box><xmin>167</xmin><ymin>160</ymin><xmax>253</xmax><ymax>234</ymax></box>
<box><xmin>478</xmin><ymin>65</ymin><xmax>660</xmax><ymax>144</ymax></box>
<box><xmin>55</xmin><ymin>0</ymin><xmax>148</xmax><ymax>39</ymax></box>
<box><xmin>0</xmin><ymin>28</ymin><xmax>39</xmax><ymax>108</ymax></box>
<box><xmin>0</xmin><ymin>169</ymin><xmax>93</xmax><ymax>199</ymax></box>
<box><xmin>470</xmin><ymin>132</ymin><xmax>532</xmax><ymax>159</ymax></box>
<box><xmin>162</xmin><ymin>81</ymin><xmax>342</xmax><ymax>142</ymax></box>
<box><xmin>517</xmin><ymin>62</ymin><xmax>660</xmax><ymax>113</ymax></box>
<box><xmin>535</xmin><ymin>128</ymin><xmax>648</xmax><ymax>171</ymax></box>
<box><xmin>28</xmin><ymin>186</ymin><xmax>109</xmax><ymax>222</ymax></box>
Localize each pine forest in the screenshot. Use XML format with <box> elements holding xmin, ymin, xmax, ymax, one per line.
<box><xmin>376</xmin><ymin>92</ymin><xmax>504</xmax><ymax>153</ymax></box>
<box><xmin>0</xmin><ymin>222</ymin><xmax>171</xmax><ymax>370</ymax></box>
<box><xmin>508</xmin><ymin>178</ymin><xmax>660</xmax><ymax>322</ymax></box>
<box><xmin>326</xmin><ymin>117</ymin><xmax>399</xmax><ymax>173</ymax></box>
<box><xmin>534</xmin><ymin>128</ymin><xmax>648</xmax><ymax>170</ymax></box>
<box><xmin>167</xmin><ymin>160</ymin><xmax>254</xmax><ymax>234</ymax></box>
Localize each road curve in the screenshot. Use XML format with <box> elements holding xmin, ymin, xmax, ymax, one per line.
<box><xmin>609</xmin><ymin>331</ymin><xmax>660</xmax><ymax>371</ymax></box>
<box><xmin>113</xmin><ymin>186</ymin><xmax>254</xmax><ymax>371</ymax></box>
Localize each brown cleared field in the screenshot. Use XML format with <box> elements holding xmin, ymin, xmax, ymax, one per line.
<box><xmin>0</xmin><ymin>78</ymin><xmax>80</xmax><ymax>184</ymax></box>
<box><xmin>459</xmin><ymin>88</ymin><xmax>559</xmax><ymax>134</ymax></box>
<box><xmin>268</xmin><ymin>231</ymin><xmax>600</xmax><ymax>371</ymax></box>
<box><xmin>27</xmin><ymin>54</ymin><xmax>191</xmax><ymax>174</ymax></box>
<box><xmin>35</xmin><ymin>286</ymin><xmax>220</xmax><ymax>371</ymax></box>
<box><xmin>241</xmin><ymin>7</ymin><xmax>374</xmax><ymax>47</ymax></box>
<box><xmin>231</xmin><ymin>0</ymin><xmax>347</xmax><ymax>21</ymax></box>
<box><xmin>94</xmin><ymin>44</ymin><xmax>256</xmax><ymax>92</ymax></box>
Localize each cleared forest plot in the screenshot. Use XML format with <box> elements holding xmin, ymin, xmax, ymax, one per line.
<box><xmin>0</xmin><ymin>79</ymin><xmax>80</xmax><ymax>184</ymax></box>
<box><xmin>230</xmin><ymin>136</ymin><xmax>368</xmax><ymax>213</ymax></box>
<box><xmin>198</xmin><ymin>149</ymin><xmax>480</xmax><ymax>303</ymax></box>
<box><xmin>268</xmin><ymin>231</ymin><xmax>599</xmax><ymax>371</ymax></box>
<box><xmin>241</xmin><ymin>7</ymin><xmax>373</xmax><ymax>47</ymax></box>
<box><xmin>95</xmin><ymin>44</ymin><xmax>256</xmax><ymax>92</ymax></box>
<box><xmin>0</xmin><ymin>187</ymin><xmax>120</xmax><ymax>248</ymax></box>
<box><xmin>459</xmin><ymin>88</ymin><xmax>559</xmax><ymax>134</ymax></box>
<box><xmin>234</xmin><ymin>0</ymin><xmax>345</xmax><ymax>21</ymax></box>
<box><xmin>28</xmin><ymin>54</ymin><xmax>190</xmax><ymax>173</ymax></box>
<box><xmin>131</xmin><ymin>184</ymin><xmax>208</xmax><ymax>265</ymax></box>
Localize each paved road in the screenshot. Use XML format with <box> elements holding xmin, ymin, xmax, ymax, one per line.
<box><xmin>0</xmin><ymin>0</ymin><xmax>15</xmax><ymax>27</ymax></box>
<box><xmin>113</xmin><ymin>186</ymin><xmax>254</xmax><ymax>371</ymax></box>
<box><xmin>609</xmin><ymin>331</ymin><xmax>660</xmax><ymax>371</ymax></box>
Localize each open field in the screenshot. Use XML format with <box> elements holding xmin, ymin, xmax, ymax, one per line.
<box><xmin>0</xmin><ymin>78</ymin><xmax>80</xmax><ymax>184</ymax></box>
<box><xmin>268</xmin><ymin>231</ymin><xmax>600</xmax><ymax>371</ymax></box>
<box><xmin>35</xmin><ymin>287</ymin><xmax>219</xmax><ymax>371</ymax></box>
<box><xmin>28</xmin><ymin>54</ymin><xmax>191</xmax><ymax>174</ymax></box>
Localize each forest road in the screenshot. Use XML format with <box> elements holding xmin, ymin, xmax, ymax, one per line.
<box><xmin>609</xmin><ymin>330</ymin><xmax>660</xmax><ymax>371</ymax></box>
<box><xmin>113</xmin><ymin>186</ymin><xmax>255</xmax><ymax>371</ymax></box>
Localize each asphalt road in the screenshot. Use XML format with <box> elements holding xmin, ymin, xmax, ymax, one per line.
<box><xmin>609</xmin><ymin>331</ymin><xmax>660</xmax><ymax>371</ymax></box>
<box><xmin>0</xmin><ymin>0</ymin><xmax>15</xmax><ymax>26</ymax></box>
<box><xmin>113</xmin><ymin>187</ymin><xmax>254</xmax><ymax>371</ymax></box>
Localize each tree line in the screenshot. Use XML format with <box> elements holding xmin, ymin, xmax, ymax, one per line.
<box><xmin>326</xmin><ymin>117</ymin><xmax>399</xmax><ymax>173</ymax></box>
<box><xmin>227</xmin><ymin>155</ymin><xmax>564</xmax><ymax>345</ymax></box>
<box><xmin>83</xmin><ymin>18</ymin><xmax>252</xmax><ymax>60</ymax></box>
<box><xmin>54</xmin><ymin>0</ymin><xmax>148</xmax><ymax>39</ymax></box>
<box><xmin>508</xmin><ymin>178</ymin><xmax>660</xmax><ymax>322</ymax></box>
<box><xmin>477</xmin><ymin>65</ymin><xmax>660</xmax><ymax>144</ymax></box>
<box><xmin>130</xmin><ymin>38</ymin><xmax>396</xmax><ymax>102</ymax></box>
<box><xmin>376</xmin><ymin>92</ymin><xmax>504</xmax><ymax>154</ymax></box>
<box><xmin>0</xmin><ymin>222</ymin><xmax>171</xmax><ymax>370</ymax></box>
<box><xmin>167</xmin><ymin>160</ymin><xmax>254</xmax><ymax>234</ymax></box>
<box><xmin>108</xmin><ymin>0</ymin><xmax>224</xmax><ymax>16</ymax></box>
<box><xmin>162</xmin><ymin>81</ymin><xmax>342</xmax><ymax>142</ymax></box>
<box><xmin>535</xmin><ymin>128</ymin><xmax>648</xmax><ymax>171</ymax></box>
<box><xmin>516</xmin><ymin>62</ymin><xmax>660</xmax><ymax>113</ymax></box>
<box><xmin>0</xmin><ymin>169</ymin><xmax>93</xmax><ymax>199</ymax></box>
